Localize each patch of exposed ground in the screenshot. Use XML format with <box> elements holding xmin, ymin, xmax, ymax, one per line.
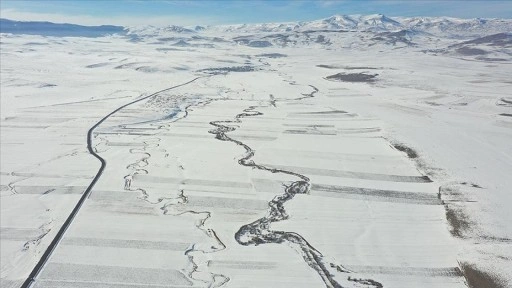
<box><xmin>317</xmin><ymin>64</ymin><xmax>378</xmax><ymax>70</ymax></box>
<box><xmin>325</xmin><ymin>73</ymin><xmax>378</xmax><ymax>83</ymax></box>
<box><xmin>257</xmin><ymin>53</ymin><xmax>287</xmax><ymax>58</ymax></box>
<box><xmin>460</xmin><ymin>262</ymin><xmax>508</xmax><ymax>288</ymax></box>
<box><xmin>391</xmin><ymin>143</ymin><xmax>418</xmax><ymax>159</ymax></box>
<box><xmin>198</xmin><ymin>66</ymin><xmax>256</xmax><ymax>74</ymax></box>
<box><xmin>347</xmin><ymin>276</ymin><xmax>383</xmax><ymax>288</ymax></box>
<box><xmin>497</xmin><ymin>97</ymin><xmax>512</xmax><ymax>107</ymax></box>
<box><xmin>456</xmin><ymin>47</ymin><xmax>488</xmax><ymax>56</ymax></box>
<box><xmin>445</xmin><ymin>204</ymin><xmax>472</xmax><ymax>238</ymax></box>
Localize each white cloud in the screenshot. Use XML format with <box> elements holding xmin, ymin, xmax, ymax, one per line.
<box><xmin>317</xmin><ymin>1</ymin><xmax>345</xmax><ymax>8</ymax></box>
<box><xmin>0</xmin><ymin>8</ymin><xmax>220</xmax><ymax>27</ymax></box>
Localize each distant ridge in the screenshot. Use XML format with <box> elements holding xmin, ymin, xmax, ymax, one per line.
<box><xmin>0</xmin><ymin>18</ymin><xmax>125</xmax><ymax>37</ymax></box>
<box><xmin>203</xmin><ymin>14</ymin><xmax>512</xmax><ymax>37</ymax></box>
<box><xmin>2</xmin><ymin>14</ymin><xmax>511</xmax><ymax>38</ymax></box>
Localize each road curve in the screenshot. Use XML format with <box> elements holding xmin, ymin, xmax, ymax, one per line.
<box><xmin>21</xmin><ymin>77</ymin><xmax>202</xmax><ymax>288</ymax></box>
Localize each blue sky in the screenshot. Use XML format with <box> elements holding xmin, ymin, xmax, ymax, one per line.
<box><xmin>1</xmin><ymin>0</ymin><xmax>511</xmax><ymax>26</ymax></box>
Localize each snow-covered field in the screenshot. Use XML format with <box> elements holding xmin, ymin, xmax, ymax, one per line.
<box><xmin>1</xmin><ymin>15</ymin><xmax>511</xmax><ymax>288</ymax></box>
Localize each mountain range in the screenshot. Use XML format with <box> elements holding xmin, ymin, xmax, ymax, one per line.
<box><xmin>0</xmin><ymin>18</ymin><xmax>124</xmax><ymax>37</ymax></box>
<box><xmin>2</xmin><ymin>14</ymin><xmax>511</xmax><ymax>39</ymax></box>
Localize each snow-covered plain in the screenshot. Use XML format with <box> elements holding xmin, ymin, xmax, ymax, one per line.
<box><xmin>1</xmin><ymin>15</ymin><xmax>511</xmax><ymax>288</ymax></box>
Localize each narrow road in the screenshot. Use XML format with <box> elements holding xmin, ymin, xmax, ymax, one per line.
<box><xmin>21</xmin><ymin>77</ymin><xmax>202</xmax><ymax>288</ymax></box>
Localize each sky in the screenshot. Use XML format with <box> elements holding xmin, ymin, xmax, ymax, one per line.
<box><xmin>1</xmin><ymin>0</ymin><xmax>511</xmax><ymax>27</ymax></box>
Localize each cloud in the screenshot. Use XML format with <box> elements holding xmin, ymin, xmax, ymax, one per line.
<box><xmin>0</xmin><ymin>8</ymin><xmax>221</xmax><ymax>26</ymax></box>
<box><xmin>317</xmin><ymin>1</ymin><xmax>344</xmax><ymax>8</ymax></box>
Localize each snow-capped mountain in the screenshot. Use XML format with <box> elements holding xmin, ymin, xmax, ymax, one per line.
<box><xmin>121</xmin><ymin>14</ymin><xmax>511</xmax><ymax>40</ymax></box>
<box><xmin>300</xmin><ymin>14</ymin><xmax>403</xmax><ymax>32</ymax></box>
<box><xmin>2</xmin><ymin>14</ymin><xmax>511</xmax><ymax>42</ymax></box>
<box><xmin>201</xmin><ymin>14</ymin><xmax>403</xmax><ymax>34</ymax></box>
<box><xmin>126</xmin><ymin>24</ymin><xmax>195</xmax><ymax>37</ymax></box>
<box><xmin>397</xmin><ymin>16</ymin><xmax>512</xmax><ymax>38</ymax></box>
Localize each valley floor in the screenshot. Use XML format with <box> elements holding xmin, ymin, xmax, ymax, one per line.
<box><xmin>0</xmin><ymin>33</ymin><xmax>511</xmax><ymax>288</ymax></box>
